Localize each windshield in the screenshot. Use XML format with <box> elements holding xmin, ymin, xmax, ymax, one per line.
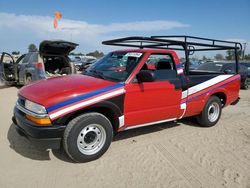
<box><xmin>83</xmin><ymin>52</ymin><xmax>143</xmax><ymax>82</ymax></box>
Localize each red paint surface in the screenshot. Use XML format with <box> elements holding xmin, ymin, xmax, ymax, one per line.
<box><xmin>124</xmin><ymin>81</ymin><xmax>182</xmax><ymax>126</ymax></box>
<box><xmin>19</xmin><ymin>74</ymin><xmax>116</xmax><ymax>107</ymax></box>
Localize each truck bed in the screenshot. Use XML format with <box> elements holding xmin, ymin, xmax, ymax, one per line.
<box><xmin>188</xmin><ymin>70</ymin><xmax>223</xmax><ymax>88</ymax></box>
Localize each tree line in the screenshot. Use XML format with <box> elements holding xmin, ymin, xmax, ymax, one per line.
<box><xmin>70</xmin><ymin>50</ymin><xmax>104</xmax><ymax>58</ymax></box>
<box><xmin>11</xmin><ymin>44</ymin><xmax>250</xmax><ymax>61</ymax></box>
<box><xmin>205</xmin><ymin>50</ymin><xmax>250</xmax><ymax>61</ymax></box>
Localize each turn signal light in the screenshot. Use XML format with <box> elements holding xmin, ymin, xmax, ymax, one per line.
<box><xmin>26</xmin><ymin>115</ymin><xmax>51</xmax><ymax>125</ymax></box>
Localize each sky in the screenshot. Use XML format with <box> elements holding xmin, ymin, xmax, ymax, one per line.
<box><xmin>0</xmin><ymin>0</ymin><xmax>249</xmax><ymax>56</ymax></box>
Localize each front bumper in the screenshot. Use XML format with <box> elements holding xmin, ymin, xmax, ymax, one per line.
<box><xmin>13</xmin><ymin>107</ymin><xmax>66</xmax><ymax>149</ymax></box>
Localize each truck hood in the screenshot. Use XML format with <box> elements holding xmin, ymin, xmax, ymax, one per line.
<box><xmin>19</xmin><ymin>74</ymin><xmax>118</xmax><ymax>108</ymax></box>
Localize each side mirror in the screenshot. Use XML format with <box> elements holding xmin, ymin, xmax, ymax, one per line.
<box><xmin>136</xmin><ymin>70</ymin><xmax>155</xmax><ymax>82</ymax></box>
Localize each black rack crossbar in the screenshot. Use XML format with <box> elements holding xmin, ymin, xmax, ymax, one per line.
<box><xmin>102</xmin><ymin>36</ymin><xmax>242</xmax><ymax>51</ymax></box>
<box><xmin>102</xmin><ymin>36</ymin><xmax>242</xmax><ymax>74</ymax></box>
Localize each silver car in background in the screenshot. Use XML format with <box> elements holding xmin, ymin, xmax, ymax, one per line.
<box><xmin>0</xmin><ymin>40</ymin><xmax>78</xmax><ymax>85</ymax></box>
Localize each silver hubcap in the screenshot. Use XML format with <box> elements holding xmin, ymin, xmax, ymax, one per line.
<box><xmin>208</xmin><ymin>102</ymin><xmax>220</xmax><ymax>122</ymax></box>
<box><xmin>77</xmin><ymin>124</ymin><xmax>106</xmax><ymax>155</ymax></box>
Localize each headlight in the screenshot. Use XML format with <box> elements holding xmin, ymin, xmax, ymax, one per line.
<box><xmin>25</xmin><ymin>100</ymin><xmax>47</xmax><ymax>114</ymax></box>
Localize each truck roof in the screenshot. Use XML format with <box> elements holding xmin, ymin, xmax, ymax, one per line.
<box><xmin>112</xmin><ymin>48</ymin><xmax>176</xmax><ymax>54</ymax></box>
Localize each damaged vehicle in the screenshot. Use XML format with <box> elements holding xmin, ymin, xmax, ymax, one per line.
<box><xmin>0</xmin><ymin>40</ymin><xmax>78</xmax><ymax>85</ymax></box>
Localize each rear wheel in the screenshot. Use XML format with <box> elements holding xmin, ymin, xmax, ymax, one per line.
<box><xmin>196</xmin><ymin>96</ymin><xmax>222</xmax><ymax>127</ymax></box>
<box><xmin>63</xmin><ymin>112</ymin><xmax>113</xmax><ymax>162</ymax></box>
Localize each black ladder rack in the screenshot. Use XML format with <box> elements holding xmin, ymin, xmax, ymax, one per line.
<box><xmin>102</xmin><ymin>35</ymin><xmax>242</xmax><ymax>74</ymax></box>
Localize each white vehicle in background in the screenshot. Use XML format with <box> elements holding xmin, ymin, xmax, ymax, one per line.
<box><xmin>69</xmin><ymin>55</ymin><xmax>97</xmax><ymax>71</ymax></box>
<box><xmin>82</xmin><ymin>55</ymin><xmax>96</xmax><ymax>62</ymax></box>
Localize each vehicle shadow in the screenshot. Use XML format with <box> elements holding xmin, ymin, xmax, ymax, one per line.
<box><xmin>51</xmin><ymin>121</ymin><xmax>184</xmax><ymax>163</ymax></box>
<box><xmin>7</xmin><ymin>119</ymin><xmax>197</xmax><ymax>163</ymax></box>
<box><xmin>51</xmin><ymin>148</ymin><xmax>76</xmax><ymax>163</ymax></box>
<box><xmin>7</xmin><ymin>123</ymin><xmax>76</xmax><ymax>162</ymax></box>
<box><xmin>113</xmin><ymin>121</ymin><xmax>181</xmax><ymax>141</ymax></box>
<box><xmin>7</xmin><ymin>123</ymin><xmax>51</xmax><ymax>160</ymax></box>
<box><xmin>0</xmin><ymin>84</ymin><xmax>21</xmax><ymax>89</ymax></box>
<box><xmin>179</xmin><ymin>117</ymin><xmax>205</xmax><ymax>128</ymax></box>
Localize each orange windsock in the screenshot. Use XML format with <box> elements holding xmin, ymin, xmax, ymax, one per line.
<box><xmin>54</xmin><ymin>11</ymin><xmax>62</xmax><ymax>20</ymax></box>
<box><xmin>53</xmin><ymin>18</ymin><xmax>58</xmax><ymax>29</ymax></box>
<box><xmin>53</xmin><ymin>11</ymin><xmax>62</xmax><ymax>29</ymax></box>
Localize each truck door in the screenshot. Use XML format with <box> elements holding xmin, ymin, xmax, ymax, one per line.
<box><xmin>0</xmin><ymin>52</ymin><xmax>16</xmax><ymax>83</ymax></box>
<box><xmin>124</xmin><ymin>53</ymin><xmax>183</xmax><ymax>128</ymax></box>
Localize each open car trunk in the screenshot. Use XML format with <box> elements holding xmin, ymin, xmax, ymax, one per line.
<box><xmin>39</xmin><ymin>40</ymin><xmax>78</xmax><ymax>55</ymax></box>
<box><xmin>39</xmin><ymin>40</ymin><xmax>78</xmax><ymax>77</ymax></box>
<box><xmin>42</xmin><ymin>55</ymin><xmax>74</xmax><ymax>77</ymax></box>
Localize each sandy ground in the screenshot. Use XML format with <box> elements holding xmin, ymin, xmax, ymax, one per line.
<box><xmin>0</xmin><ymin>86</ymin><xmax>250</xmax><ymax>188</ymax></box>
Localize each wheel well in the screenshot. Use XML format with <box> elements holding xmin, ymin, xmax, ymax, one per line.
<box><xmin>211</xmin><ymin>92</ymin><xmax>227</xmax><ymax>107</ymax></box>
<box><xmin>63</xmin><ymin>107</ymin><xmax>120</xmax><ymax>133</ymax></box>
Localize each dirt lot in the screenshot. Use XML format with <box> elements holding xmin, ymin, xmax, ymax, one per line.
<box><xmin>0</xmin><ymin>85</ymin><xmax>250</xmax><ymax>188</ymax></box>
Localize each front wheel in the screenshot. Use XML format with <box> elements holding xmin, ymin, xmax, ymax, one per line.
<box><xmin>63</xmin><ymin>112</ymin><xmax>113</xmax><ymax>162</ymax></box>
<box><xmin>196</xmin><ymin>96</ymin><xmax>222</xmax><ymax>127</ymax></box>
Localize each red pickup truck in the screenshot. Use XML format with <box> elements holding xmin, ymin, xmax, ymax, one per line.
<box><xmin>12</xmin><ymin>36</ymin><xmax>242</xmax><ymax>162</ymax></box>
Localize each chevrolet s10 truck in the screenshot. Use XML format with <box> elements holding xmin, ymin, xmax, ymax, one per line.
<box><xmin>12</xmin><ymin>36</ymin><xmax>242</xmax><ymax>162</ymax></box>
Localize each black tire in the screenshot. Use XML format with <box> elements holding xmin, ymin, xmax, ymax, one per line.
<box><xmin>24</xmin><ymin>75</ymin><xmax>32</xmax><ymax>85</ymax></box>
<box><xmin>196</xmin><ymin>96</ymin><xmax>222</xmax><ymax>127</ymax></box>
<box><xmin>63</xmin><ymin>112</ymin><xmax>113</xmax><ymax>162</ymax></box>
<box><xmin>242</xmin><ymin>77</ymin><xmax>250</xmax><ymax>90</ymax></box>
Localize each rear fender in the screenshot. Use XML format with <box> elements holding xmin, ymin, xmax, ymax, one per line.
<box><xmin>185</xmin><ymin>88</ymin><xmax>227</xmax><ymax>117</ymax></box>
<box><xmin>204</xmin><ymin>88</ymin><xmax>227</xmax><ymax>107</ymax></box>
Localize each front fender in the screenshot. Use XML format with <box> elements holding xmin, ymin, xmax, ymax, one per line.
<box><xmin>52</xmin><ymin>95</ymin><xmax>124</xmax><ymax>130</ymax></box>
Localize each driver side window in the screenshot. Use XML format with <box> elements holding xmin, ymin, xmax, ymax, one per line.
<box><xmin>138</xmin><ymin>53</ymin><xmax>177</xmax><ymax>81</ymax></box>
<box><xmin>145</xmin><ymin>54</ymin><xmax>175</xmax><ymax>70</ymax></box>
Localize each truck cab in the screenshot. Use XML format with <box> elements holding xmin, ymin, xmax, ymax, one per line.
<box><xmin>12</xmin><ymin>36</ymin><xmax>242</xmax><ymax>162</ymax></box>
